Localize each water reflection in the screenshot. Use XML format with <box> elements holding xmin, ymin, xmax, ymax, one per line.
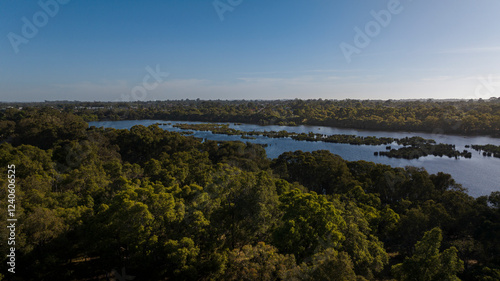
<box><xmin>89</xmin><ymin>120</ymin><xmax>500</xmax><ymax>197</ymax></box>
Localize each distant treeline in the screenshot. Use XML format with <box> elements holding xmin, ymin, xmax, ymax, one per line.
<box><xmin>3</xmin><ymin>98</ymin><xmax>497</xmax><ymax>136</ymax></box>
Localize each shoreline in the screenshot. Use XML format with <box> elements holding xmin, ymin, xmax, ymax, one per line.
<box><xmin>90</xmin><ymin>117</ymin><xmax>500</xmax><ymax>139</ymax></box>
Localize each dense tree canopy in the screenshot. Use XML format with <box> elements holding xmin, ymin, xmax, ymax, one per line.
<box><xmin>0</xmin><ymin>107</ymin><xmax>499</xmax><ymax>280</ymax></box>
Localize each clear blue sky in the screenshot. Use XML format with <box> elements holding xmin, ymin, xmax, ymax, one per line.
<box><xmin>1</xmin><ymin>0</ymin><xmax>500</xmax><ymax>101</ymax></box>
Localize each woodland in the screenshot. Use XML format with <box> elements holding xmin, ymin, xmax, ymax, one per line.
<box><xmin>0</xmin><ymin>104</ymin><xmax>499</xmax><ymax>280</ymax></box>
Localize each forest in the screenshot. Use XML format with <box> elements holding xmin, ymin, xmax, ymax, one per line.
<box><xmin>0</xmin><ymin>106</ymin><xmax>499</xmax><ymax>280</ymax></box>
<box><xmin>4</xmin><ymin>98</ymin><xmax>498</xmax><ymax>136</ymax></box>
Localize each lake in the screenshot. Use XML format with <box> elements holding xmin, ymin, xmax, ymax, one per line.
<box><xmin>89</xmin><ymin>120</ymin><xmax>500</xmax><ymax>197</ymax></box>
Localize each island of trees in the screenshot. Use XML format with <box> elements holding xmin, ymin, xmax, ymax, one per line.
<box><xmin>0</xmin><ymin>106</ymin><xmax>499</xmax><ymax>280</ymax></box>
<box><xmin>470</xmin><ymin>144</ymin><xmax>500</xmax><ymax>158</ymax></box>
<box><xmin>171</xmin><ymin>123</ymin><xmax>474</xmax><ymax>160</ymax></box>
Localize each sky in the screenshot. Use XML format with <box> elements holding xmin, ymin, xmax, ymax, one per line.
<box><xmin>1</xmin><ymin>0</ymin><xmax>500</xmax><ymax>102</ymax></box>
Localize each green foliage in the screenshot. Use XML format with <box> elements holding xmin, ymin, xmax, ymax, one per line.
<box><xmin>210</xmin><ymin>168</ymin><xmax>281</xmax><ymax>249</ymax></box>
<box><xmin>292</xmin><ymin>248</ymin><xmax>366</xmax><ymax>281</ymax></box>
<box><xmin>11</xmin><ymin>108</ymin><xmax>87</xmax><ymax>149</ymax></box>
<box><xmin>0</xmin><ymin>108</ymin><xmax>498</xmax><ymax>280</ymax></box>
<box><xmin>272</xmin><ymin>150</ymin><xmax>355</xmax><ymax>194</ymax></box>
<box><xmin>342</xmin><ymin>185</ymin><xmax>400</xmax><ymax>239</ymax></box>
<box><xmin>470</xmin><ymin>266</ymin><xmax>500</xmax><ymax>281</ymax></box>
<box><xmin>34</xmin><ymin>98</ymin><xmax>500</xmax><ymax>136</ymax></box>
<box><xmin>392</xmin><ymin>227</ymin><xmax>464</xmax><ymax>281</ymax></box>
<box><xmin>223</xmin><ymin>242</ymin><xmax>296</xmax><ymax>281</ymax></box>
<box><xmin>273</xmin><ymin>189</ymin><xmax>345</xmax><ymax>261</ymax></box>
<box><xmin>338</xmin><ymin>201</ymin><xmax>389</xmax><ymax>278</ymax></box>
<box><xmin>162</xmin><ymin>237</ymin><xmax>200</xmax><ymax>279</ymax></box>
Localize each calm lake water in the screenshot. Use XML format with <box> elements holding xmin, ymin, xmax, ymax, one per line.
<box><xmin>89</xmin><ymin>120</ymin><xmax>500</xmax><ymax>197</ymax></box>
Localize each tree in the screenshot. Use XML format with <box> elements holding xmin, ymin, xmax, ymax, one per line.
<box><xmin>338</xmin><ymin>201</ymin><xmax>389</xmax><ymax>278</ymax></box>
<box><xmin>273</xmin><ymin>189</ymin><xmax>346</xmax><ymax>261</ymax></box>
<box><xmin>223</xmin><ymin>242</ymin><xmax>296</xmax><ymax>281</ymax></box>
<box><xmin>161</xmin><ymin>237</ymin><xmax>200</xmax><ymax>280</ymax></box>
<box><xmin>392</xmin><ymin>227</ymin><xmax>464</xmax><ymax>281</ymax></box>
<box><xmin>271</xmin><ymin>150</ymin><xmax>354</xmax><ymax>194</ymax></box>
<box><xmin>210</xmin><ymin>168</ymin><xmax>281</xmax><ymax>249</ymax></box>
<box><xmin>292</xmin><ymin>248</ymin><xmax>365</xmax><ymax>281</ymax></box>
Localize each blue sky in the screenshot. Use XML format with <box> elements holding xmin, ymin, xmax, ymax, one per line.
<box><xmin>1</xmin><ymin>0</ymin><xmax>500</xmax><ymax>101</ymax></box>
